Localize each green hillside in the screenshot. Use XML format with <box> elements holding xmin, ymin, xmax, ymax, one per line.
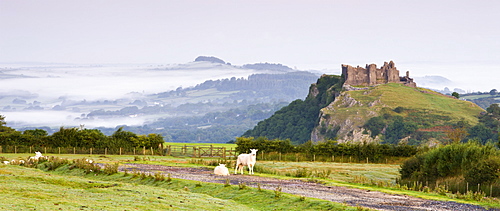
<box><xmin>315</xmin><ymin>83</ymin><xmax>485</xmax><ymax>144</ymax></box>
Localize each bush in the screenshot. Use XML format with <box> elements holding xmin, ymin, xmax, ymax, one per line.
<box><xmin>399</xmin><ymin>142</ymin><xmax>500</xmax><ymax>186</ymax></box>
<box><xmin>465</xmin><ymin>157</ymin><xmax>500</xmax><ymax>185</ymax></box>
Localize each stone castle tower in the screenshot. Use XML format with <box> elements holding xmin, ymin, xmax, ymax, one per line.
<box><xmin>341</xmin><ymin>61</ymin><xmax>416</xmax><ymax>88</ymax></box>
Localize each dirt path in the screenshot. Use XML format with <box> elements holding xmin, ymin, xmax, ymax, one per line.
<box><xmin>120</xmin><ymin>164</ymin><xmax>493</xmax><ymax>211</ymax></box>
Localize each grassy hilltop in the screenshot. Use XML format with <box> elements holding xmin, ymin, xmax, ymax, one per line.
<box><xmin>315</xmin><ymin>83</ymin><xmax>485</xmax><ymax>144</ymax></box>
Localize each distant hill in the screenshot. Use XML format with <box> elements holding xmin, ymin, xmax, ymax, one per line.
<box><xmin>194</xmin><ymin>56</ymin><xmax>227</xmax><ymax>64</ymax></box>
<box><xmin>242</xmin><ymin>62</ymin><xmax>293</xmax><ymax>72</ymax></box>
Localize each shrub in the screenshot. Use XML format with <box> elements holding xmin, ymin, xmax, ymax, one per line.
<box><xmin>103</xmin><ymin>162</ymin><xmax>119</xmax><ymax>175</ymax></box>
<box><xmin>465</xmin><ymin>157</ymin><xmax>500</xmax><ymax>185</ymax></box>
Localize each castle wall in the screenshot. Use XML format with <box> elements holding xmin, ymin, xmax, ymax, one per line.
<box><xmin>342</xmin><ymin>61</ymin><xmax>416</xmax><ymax>87</ymax></box>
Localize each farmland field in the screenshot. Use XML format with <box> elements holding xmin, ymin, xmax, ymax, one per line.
<box><xmin>1</xmin><ymin>153</ymin><xmax>498</xmax><ymax>210</ymax></box>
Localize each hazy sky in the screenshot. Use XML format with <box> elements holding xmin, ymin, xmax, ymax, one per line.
<box><xmin>1</xmin><ymin>0</ymin><xmax>499</xmax><ymax>90</ymax></box>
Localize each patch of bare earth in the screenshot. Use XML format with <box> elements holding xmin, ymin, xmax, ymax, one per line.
<box><xmin>120</xmin><ymin>164</ymin><xmax>493</xmax><ymax>211</ymax></box>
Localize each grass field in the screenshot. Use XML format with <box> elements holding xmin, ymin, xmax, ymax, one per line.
<box><xmin>0</xmin><ymin>159</ymin><xmax>362</xmax><ymax>211</ymax></box>
<box><xmin>2</xmin><ymin>153</ymin><xmax>500</xmax><ymax>210</ymax></box>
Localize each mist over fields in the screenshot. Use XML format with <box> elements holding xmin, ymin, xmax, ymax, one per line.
<box><xmin>0</xmin><ymin>61</ymin><xmax>278</xmax><ymax>129</ymax></box>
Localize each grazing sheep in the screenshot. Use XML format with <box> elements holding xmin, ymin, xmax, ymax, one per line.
<box><xmin>29</xmin><ymin>151</ymin><xmax>44</xmax><ymax>161</ymax></box>
<box><xmin>2</xmin><ymin>161</ymin><xmax>9</xmax><ymax>165</ymax></box>
<box><xmin>235</xmin><ymin>149</ymin><xmax>258</xmax><ymax>175</ymax></box>
<box><xmin>213</xmin><ymin>164</ymin><xmax>230</xmax><ymax>176</ymax></box>
<box><xmin>85</xmin><ymin>159</ymin><xmax>93</xmax><ymax>163</ymax></box>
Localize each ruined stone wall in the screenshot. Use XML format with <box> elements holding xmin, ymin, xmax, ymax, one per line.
<box><xmin>342</xmin><ymin>61</ymin><xmax>416</xmax><ymax>87</ymax></box>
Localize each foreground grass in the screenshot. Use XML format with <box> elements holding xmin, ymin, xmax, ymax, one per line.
<box><xmin>3</xmin><ymin>154</ymin><xmax>499</xmax><ymax>209</ymax></box>
<box><xmin>0</xmin><ymin>164</ymin><xmax>361</xmax><ymax>211</ymax></box>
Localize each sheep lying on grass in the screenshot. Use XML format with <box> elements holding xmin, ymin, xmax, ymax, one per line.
<box><xmin>213</xmin><ymin>164</ymin><xmax>230</xmax><ymax>176</ymax></box>
<box><xmin>235</xmin><ymin>149</ymin><xmax>258</xmax><ymax>175</ymax></box>
<box><xmin>29</xmin><ymin>151</ymin><xmax>45</xmax><ymax>162</ymax></box>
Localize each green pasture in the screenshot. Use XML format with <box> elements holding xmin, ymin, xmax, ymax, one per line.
<box><xmin>2</xmin><ymin>153</ymin><xmax>500</xmax><ymax>209</ymax></box>
<box><xmin>0</xmin><ymin>161</ymin><xmax>360</xmax><ymax>211</ymax></box>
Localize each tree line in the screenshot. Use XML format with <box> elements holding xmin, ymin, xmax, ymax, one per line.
<box><xmin>235</xmin><ymin>136</ymin><xmax>419</xmax><ymax>163</ymax></box>
<box><xmin>0</xmin><ymin>116</ymin><xmax>163</xmax><ymax>149</ymax></box>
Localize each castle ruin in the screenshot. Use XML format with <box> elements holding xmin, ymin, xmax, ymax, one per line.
<box><xmin>341</xmin><ymin>61</ymin><xmax>416</xmax><ymax>88</ymax></box>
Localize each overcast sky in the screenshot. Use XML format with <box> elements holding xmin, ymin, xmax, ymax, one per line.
<box><xmin>1</xmin><ymin>0</ymin><xmax>499</xmax><ymax>90</ymax></box>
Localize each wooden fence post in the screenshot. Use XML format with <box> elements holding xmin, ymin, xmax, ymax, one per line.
<box><xmin>58</xmin><ymin>147</ymin><xmax>61</xmax><ymax>154</ymax></box>
<box><xmin>105</xmin><ymin>148</ymin><xmax>107</xmax><ymax>155</ymax></box>
<box><xmin>44</xmin><ymin>147</ymin><xmax>46</xmax><ymax>154</ymax></box>
<box><xmin>151</xmin><ymin>147</ymin><xmax>154</xmax><ymax>155</ymax></box>
<box><xmin>90</xmin><ymin>148</ymin><xmax>93</xmax><ymax>155</ymax></box>
<box><xmin>222</xmin><ymin>147</ymin><xmax>226</xmax><ymax>160</ymax></box>
<box><xmin>15</xmin><ymin>146</ymin><xmax>17</xmax><ymax>154</ymax></box>
<box><xmin>120</xmin><ymin>147</ymin><xmax>122</xmax><ymax>155</ymax></box>
<box><xmin>143</xmin><ymin>146</ymin><xmax>146</xmax><ymax>155</ymax></box>
<box><xmin>73</xmin><ymin>147</ymin><xmax>76</xmax><ymax>154</ymax></box>
<box><xmin>0</xmin><ymin>146</ymin><xmax>2</xmax><ymax>153</ymax></box>
<box><xmin>30</xmin><ymin>146</ymin><xmax>32</xmax><ymax>154</ymax></box>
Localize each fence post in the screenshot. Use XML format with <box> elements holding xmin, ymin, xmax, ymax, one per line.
<box><xmin>15</xmin><ymin>146</ymin><xmax>17</xmax><ymax>154</ymax></box>
<box><xmin>73</xmin><ymin>147</ymin><xmax>76</xmax><ymax>154</ymax></box>
<box><xmin>105</xmin><ymin>148</ymin><xmax>107</xmax><ymax>155</ymax></box>
<box><xmin>0</xmin><ymin>146</ymin><xmax>2</xmax><ymax>153</ymax></box>
<box><xmin>90</xmin><ymin>148</ymin><xmax>92</xmax><ymax>155</ymax></box>
<box><xmin>366</xmin><ymin>157</ymin><xmax>369</xmax><ymax>163</ymax></box>
<box><xmin>120</xmin><ymin>147</ymin><xmax>122</xmax><ymax>155</ymax></box>
<box><xmin>133</xmin><ymin>148</ymin><xmax>136</xmax><ymax>155</ymax></box>
<box><xmin>151</xmin><ymin>147</ymin><xmax>154</xmax><ymax>155</ymax></box>
<box><xmin>279</xmin><ymin>152</ymin><xmax>282</xmax><ymax>161</ymax></box>
<box><xmin>296</xmin><ymin>153</ymin><xmax>299</xmax><ymax>162</ymax></box>
<box><xmin>58</xmin><ymin>147</ymin><xmax>61</xmax><ymax>154</ymax></box>
<box><xmin>44</xmin><ymin>147</ymin><xmax>46</xmax><ymax>154</ymax></box>
<box><xmin>167</xmin><ymin>145</ymin><xmax>171</xmax><ymax>156</ymax></box>
<box><xmin>143</xmin><ymin>146</ymin><xmax>146</xmax><ymax>155</ymax></box>
<box><xmin>222</xmin><ymin>147</ymin><xmax>226</xmax><ymax>160</ymax></box>
<box><xmin>30</xmin><ymin>146</ymin><xmax>32</xmax><ymax>154</ymax></box>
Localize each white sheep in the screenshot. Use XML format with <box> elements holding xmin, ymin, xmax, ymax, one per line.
<box><xmin>235</xmin><ymin>149</ymin><xmax>258</xmax><ymax>175</ymax></box>
<box><xmin>213</xmin><ymin>164</ymin><xmax>230</xmax><ymax>176</ymax></box>
<box><xmin>29</xmin><ymin>151</ymin><xmax>44</xmax><ymax>162</ymax></box>
<box><xmin>85</xmin><ymin>159</ymin><xmax>93</xmax><ymax>163</ymax></box>
<box><xmin>2</xmin><ymin>161</ymin><xmax>9</xmax><ymax>165</ymax></box>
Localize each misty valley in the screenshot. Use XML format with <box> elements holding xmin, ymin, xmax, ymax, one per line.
<box><xmin>0</xmin><ymin>59</ymin><xmax>319</xmax><ymax>142</ymax></box>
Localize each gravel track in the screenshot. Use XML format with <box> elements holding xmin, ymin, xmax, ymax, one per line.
<box><xmin>120</xmin><ymin>163</ymin><xmax>495</xmax><ymax>211</ymax></box>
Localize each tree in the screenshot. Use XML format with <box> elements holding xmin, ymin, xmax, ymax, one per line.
<box><xmin>447</xmin><ymin>127</ymin><xmax>469</xmax><ymax>144</ymax></box>
<box><xmin>49</xmin><ymin>127</ymin><xmax>80</xmax><ymax>147</ymax></box>
<box><xmin>110</xmin><ymin>127</ymin><xmax>137</xmax><ymax>148</ymax></box>
<box><xmin>490</xmin><ymin>89</ymin><xmax>498</xmax><ymax>95</ymax></box>
<box><xmin>451</xmin><ymin>92</ymin><xmax>460</xmax><ymax>99</ymax></box>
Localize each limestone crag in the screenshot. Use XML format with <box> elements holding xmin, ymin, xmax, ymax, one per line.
<box><xmin>313</xmin><ymin>92</ymin><xmax>381</xmax><ymax>143</ymax></box>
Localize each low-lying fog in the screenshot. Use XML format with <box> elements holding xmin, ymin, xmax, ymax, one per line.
<box><xmin>0</xmin><ymin>62</ymin><xmax>268</xmax><ymax>128</ymax></box>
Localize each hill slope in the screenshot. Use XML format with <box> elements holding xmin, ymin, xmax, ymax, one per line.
<box><xmin>244</xmin><ymin>74</ymin><xmax>485</xmax><ymax>145</ymax></box>
<box><xmin>313</xmin><ymin>83</ymin><xmax>484</xmax><ymax>144</ymax></box>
